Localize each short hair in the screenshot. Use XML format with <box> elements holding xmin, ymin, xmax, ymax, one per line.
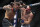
<box><xmin>19</xmin><ymin>1</ymin><xmax>23</xmax><ymax>5</ymax></box>
<box><xmin>10</xmin><ymin>2</ymin><xmax>14</xmax><ymax>7</ymax></box>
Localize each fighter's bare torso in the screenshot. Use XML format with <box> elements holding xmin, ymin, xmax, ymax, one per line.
<box><xmin>21</xmin><ymin>8</ymin><xmax>31</xmax><ymax>21</ymax></box>
<box><xmin>21</xmin><ymin>7</ymin><xmax>33</xmax><ymax>24</ymax></box>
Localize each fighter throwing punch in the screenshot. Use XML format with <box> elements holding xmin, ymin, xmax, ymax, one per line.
<box><xmin>21</xmin><ymin>5</ymin><xmax>34</xmax><ymax>27</ymax></box>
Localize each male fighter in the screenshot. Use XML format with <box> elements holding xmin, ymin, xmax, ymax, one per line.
<box><xmin>2</xmin><ymin>2</ymin><xmax>20</xmax><ymax>27</ymax></box>
<box><xmin>21</xmin><ymin>6</ymin><xmax>34</xmax><ymax>27</ymax></box>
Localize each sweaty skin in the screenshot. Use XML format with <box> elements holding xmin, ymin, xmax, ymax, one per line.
<box><xmin>3</xmin><ymin>5</ymin><xmax>15</xmax><ymax>20</ymax></box>
<box><xmin>21</xmin><ymin>6</ymin><xmax>33</xmax><ymax>24</ymax></box>
<box><xmin>3</xmin><ymin>2</ymin><xmax>20</xmax><ymax>20</ymax></box>
<box><xmin>3</xmin><ymin>2</ymin><xmax>20</xmax><ymax>27</ymax></box>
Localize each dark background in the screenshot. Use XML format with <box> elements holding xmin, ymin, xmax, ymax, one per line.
<box><xmin>0</xmin><ymin>0</ymin><xmax>40</xmax><ymax>27</ymax></box>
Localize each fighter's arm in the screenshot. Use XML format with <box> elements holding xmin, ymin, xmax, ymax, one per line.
<box><xmin>3</xmin><ymin>5</ymin><xmax>12</xmax><ymax>10</ymax></box>
<box><xmin>24</xmin><ymin>11</ymin><xmax>34</xmax><ymax>24</ymax></box>
<box><xmin>21</xmin><ymin>8</ymin><xmax>26</xmax><ymax>20</ymax></box>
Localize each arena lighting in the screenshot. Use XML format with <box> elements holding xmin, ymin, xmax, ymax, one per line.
<box><xmin>29</xmin><ymin>2</ymin><xmax>40</xmax><ymax>6</ymax></box>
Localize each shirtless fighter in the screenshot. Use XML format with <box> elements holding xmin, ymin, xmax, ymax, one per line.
<box><xmin>2</xmin><ymin>2</ymin><xmax>20</xmax><ymax>27</ymax></box>
<box><xmin>21</xmin><ymin>6</ymin><xmax>34</xmax><ymax>27</ymax></box>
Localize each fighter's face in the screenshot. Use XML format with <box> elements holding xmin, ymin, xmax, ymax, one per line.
<box><xmin>25</xmin><ymin>6</ymin><xmax>31</xmax><ymax>14</ymax></box>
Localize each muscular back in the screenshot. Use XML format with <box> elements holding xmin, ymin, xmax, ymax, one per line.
<box><xmin>3</xmin><ymin>5</ymin><xmax>15</xmax><ymax>18</ymax></box>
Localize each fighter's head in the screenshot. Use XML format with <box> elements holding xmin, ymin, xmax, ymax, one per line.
<box><xmin>15</xmin><ymin>2</ymin><xmax>20</xmax><ymax>9</ymax></box>
<box><xmin>25</xmin><ymin>5</ymin><xmax>31</xmax><ymax>13</ymax></box>
<box><xmin>19</xmin><ymin>1</ymin><xmax>26</xmax><ymax>7</ymax></box>
<box><xmin>10</xmin><ymin>2</ymin><xmax>14</xmax><ymax>7</ymax></box>
<box><xmin>26</xmin><ymin>5</ymin><xmax>31</xmax><ymax>11</ymax></box>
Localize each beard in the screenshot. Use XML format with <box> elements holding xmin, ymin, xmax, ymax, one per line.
<box><xmin>25</xmin><ymin>10</ymin><xmax>31</xmax><ymax>15</ymax></box>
